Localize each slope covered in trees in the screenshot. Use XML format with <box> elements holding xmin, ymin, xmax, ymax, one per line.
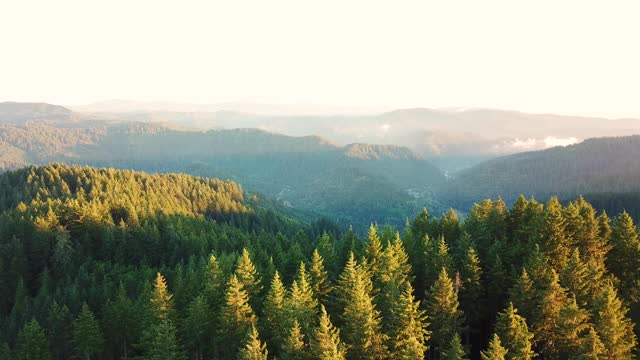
<box><xmin>443</xmin><ymin>135</ymin><xmax>640</xmax><ymax>211</ymax></box>
<box><xmin>0</xmin><ymin>119</ymin><xmax>447</xmax><ymax>231</ymax></box>
<box><xmin>1</xmin><ymin>164</ymin><xmax>639</xmax><ymax>359</ymax></box>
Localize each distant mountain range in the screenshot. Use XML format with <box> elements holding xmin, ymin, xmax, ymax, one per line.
<box><xmin>0</xmin><ymin>102</ymin><xmax>447</xmax><ymax>229</ymax></box>
<box><xmin>70</xmin><ymin>99</ymin><xmax>388</xmax><ymax>116</ymax></box>
<box><xmin>442</xmin><ymin>135</ymin><xmax>640</xmax><ymax>210</ymax></box>
<box><xmin>2</xmin><ymin>101</ymin><xmax>640</xmax><ymax>227</ymax></box>
<box><xmin>58</xmin><ymin>101</ymin><xmax>640</xmax><ymax>172</ymax></box>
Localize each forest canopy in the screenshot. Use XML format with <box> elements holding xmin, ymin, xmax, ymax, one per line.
<box><xmin>0</xmin><ymin>165</ymin><xmax>639</xmax><ymax>359</ymax></box>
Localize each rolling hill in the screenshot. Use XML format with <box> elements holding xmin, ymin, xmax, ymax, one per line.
<box><xmin>70</xmin><ymin>103</ymin><xmax>640</xmax><ymax>172</ymax></box>
<box><xmin>0</xmin><ymin>104</ymin><xmax>447</xmax><ymax>230</ymax></box>
<box><xmin>442</xmin><ymin>135</ymin><xmax>640</xmax><ymax>211</ymax></box>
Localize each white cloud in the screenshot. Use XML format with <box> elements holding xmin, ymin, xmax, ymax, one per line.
<box><xmin>544</xmin><ymin>136</ymin><xmax>579</xmax><ymax>147</ymax></box>
<box><xmin>511</xmin><ymin>138</ymin><xmax>537</xmax><ymax>149</ymax></box>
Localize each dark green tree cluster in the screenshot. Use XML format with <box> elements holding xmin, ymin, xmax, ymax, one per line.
<box><xmin>0</xmin><ymin>165</ymin><xmax>639</xmax><ymax>359</ymax></box>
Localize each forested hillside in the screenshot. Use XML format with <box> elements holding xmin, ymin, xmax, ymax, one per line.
<box><xmin>443</xmin><ymin>135</ymin><xmax>640</xmax><ymax>211</ymax></box>
<box><xmin>0</xmin><ymin>102</ymin><xmax>74</xmax><ymax>124</ymax></box>
<box><xmin>1</xmin><ymin>165</ymin><xmax>639</xmax><ymax>359</ymax></box>
<box><xmin>0</xmin><ymin>120</ymin><xmax>447</xmax><ymax>230</ymax></box>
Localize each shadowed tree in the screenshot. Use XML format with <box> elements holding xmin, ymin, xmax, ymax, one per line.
<box><xmin>72</xmin><ymin>303</ymin><xmax>104</xmax><ymax>360</ymax></box>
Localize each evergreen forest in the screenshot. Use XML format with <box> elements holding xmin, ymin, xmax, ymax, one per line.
<box><xmin>1</xmin><ymin>164</ymin><xmax>639</xmax><ymax>359</ymax></box>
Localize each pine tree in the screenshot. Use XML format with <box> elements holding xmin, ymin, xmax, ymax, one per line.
<box><xmin>223</xmin><ymin>274</ymin><xmax>257</xmax><ymax>353</ymax></box>
<box><xmin>365</xmin><ymin>224</ymin><xmax>383</xmax><ymax>275</ymax></box>
<box><xmin>591</xmin><ymin>281</ymin><xmax>637</xmax><ymax>359</ymax></box>
<box><xmin>442</xmin><ymin>333</ymin><xmax>468</xmax><ymax>360</ymax></box>
<box><xmin>15</xmin><ymin>319</ymin><xmax>51</xmax><ymax>360</ymax></box>
<box><xmin>310</xmin><ymin>249</ymin><xmax>332</xmax><ymax>306</ymax></box>
<box><xmin>390</xmin><ymin>282</ymin><xmax>430</xmax><ymax>359</ymax></box>
<box><xmin>577</xmin><ymin>327</ymin><xmax>605</xmax><ymax>360</ymax></box>
<box><xmin>441</xmin><ymin>209</ymin><xmax>462</xmax><ymax>247</ymax></box>
<box><xmin>560</xmin><ymin>249</ymin><xmax>591</xmax><ymax>307</ymax></box>
<box><xmin>317</xmin><ymin>232</ymin><xmax>337</xmax><ymax>276</ymax></box>
<box><xmin>287</xmin><ymin>262</ymin><xmax>319</xmax><ymax>336</ymax></box>
<box><xmin>311</xmin><ymin>305</ymin><xmax>347</xmax><ymax>360</ymax></box>
<box><xmin>150</xmin><ymin>272</ymin><xmax>174</xmax><ymax>321</ymax></box>
<box><xmin>533</xmin><ymin>269</ymin><xmax>568</xmax><ymax>358</ymax></box>
<box><xmin>262</xmin><ymin>271</ymin><xmax>288</xmax><ymax>351</ymax></box>
<box><xmin>47</xmin><ymin>300</ymin><xmax>72</xmax><ymax>360</ymax></box>
<box><xmin>182</xmin><ymin>295</ymin><xmax>211</xmax><ymax>360</ymax></box>
<box><xmin>459</xmin><ymin>244</ymin><xmax>484</xmax><ymax>333</ymax></box>
<box><xmin>597</xmin><ymin>211</ymin><xmax>612</xmax><ymax>257</ymax></box>
<box><xmin>72</xmin><ymin>303</ymin><xmax>104</xmax><ymax>360</ymax></box>
<box><xmin>509</xmin><ymin>269</ymin><xmax>536</xmax><ymax>324</ymax></box>
<box><xmin>140</xmin><ymin>319</ymin><xmax>187</xmax><ymax>360</ymax></box>
<box><xmin>425</xmin><ymin>236</ymin><xmax>453</xmax><ymax>289</ymax></box>
<box><xmin>425</xmin><ymin>267</ymin><xmax>463</xmax><ymax>354</ymax></box>
<box><xmin>203</xmin><ymin>253</ymin><xmax>225</xmax><ymax>311</ymax></box>
<box><xmin>103</xmin><ymin>284</ymin><xmax>139</xmax><ymax>360</ymax></box>
<box><xmin>541</xmin><ymin>197</ymin><xmax>571</xmax><ymax>271</ymax></box>
<box><xmin>337</xmin><ymin>253</ymin><xmax>388</xmax><ymax>360</ymax></box>
<box><xmin>281</xmin><ymin>320</ymin><xmax>308</xmax><ymax>360</ymax></box>
<box><xmin>481</xmin><ymin>334</ymin><xmax>508</xmax><ymax>360</ymax></box>
<box><xmin>575</xmin><ymin>200</ymin><xmax>608</xmax><ymax>271</ymax></box>
<box><xmin>235</xmin><ymin>248</ymin><xmax>263</xmax><ymax>309</ymax></box>
<box><xmin>607</xmin><ymin>211</ymin><xmax>640</xmax><ymax>302</ymax></box>
<box><xmin>238</xmin><ymin>325</ymin><xmax>268</xmax><ymax>360</ymax></box>
<box><xmin>378</xmin><ymin>233</ymin><xmax>413</xmax><ymax>333</ymax></box>
<box><xmin>494</xmin><ymin>303</ymin><xmax>535</xmax><ymax>360</ymax></box>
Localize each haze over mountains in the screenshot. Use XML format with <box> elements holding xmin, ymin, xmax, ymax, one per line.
<box><xmin>2</xmin><ymin>100</ymin><xmax>640</xmax><ymax>229</ymax></box>
<box><xmin>68</xmin><ymin>100</ymin><xmax>640</xmax><ymax>171</ymax></box>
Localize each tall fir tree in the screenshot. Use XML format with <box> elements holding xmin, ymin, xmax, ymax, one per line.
<box><xmin>181</xmin><ymin>295</ymin><xmax>212</xmax><ymax>360</ymax></box>
<box><xmin>442</xmin><ymin>333</ymin><xmax>468</xmax><ymax>360</ymax></box>
<box><xmin>103</xmin><ymin>284</ymin><xmax>140</xmax><ymax>360</ymax></box>
<box><xmin>607</xmin><ymin>211</ymin><xmax>640</xmax><ymax>302</ymax></box>
<box><xmin>150</xmin><ymin>272</ymin><xmax>174</xmax><ymax>321</ymax></box>
<box><xmin>532</xmin><ymin>269</ymin><xmax>568</xmax><ymax>358</ymax></box>
<box><xmin>556</xmin><ymin>296</ymin><xmax>591</xmax><ymax>357</ymax></box>
<box><xmin>577</xmin><ymin>327</ymin><xmax>605</xmax><ymax>360</ymax></box>
<box><xmin>222</xmin><ymin>275</ymin><xmax>257</xmax><ymax>354</ymax></box>
<box><xmin>72</xmin><ymin>303</ymin><xmax>104</xmax><ymax>360</ymax></box>
<box><xmin>237</xmin><ymin>325</ymin><xmax>268</xmax><ymax>360</ymax></box>
<box><xmin>337</xmin><ymin>253</ymin><xmax>388</xmax><ymax>360</ymax></box>
<box><xmin>560</xmin><ymin>249</ymin><xmax>591</xmax><ymax>307</ymax></box>
<box><xmin>591</xmin><ymin>281</ymin><xmax>637</xmax><ymax>359</ymax></box>
<box><xmin>311</xmin><ymin>305</ymin><xmax>347</xmax><ymax>360</ymax></box>
<box><xmin>459</xmin><ymin>243</ymin><xmax>484</xmax><ymax>348</ymax></box>
<box><xmin>47</xmin><ymin>300</ymin><xmax>72</xmax><ymax>360</ymax></box>
<box><xmin>235</xmin><ymin>248</ymin><xmax>263</xmax><ymax>310</ymax></box>
<box><xmin>389</xmin><ymin>282</ymin><xmax>430</xmax><ymax>360</ymax></box>
<box><xmin>378</xmin><ymin>233</ymin><xmax>413</xmax><ymax>333</ymax></box>
<box><xmin>140</xmin><ymin>319</ymin><xmax>187</xmax><ymax>360</ymax></box>
<box><xmin>540</xmin><ymin>197</ymin><xmax>571</xmax><ymax>272</ymax></box>
<box><xmin>425</xmin><ymin>267</ymin><xmax>463</xmax><ymax>356</ymax></box>
<box><xmin>15</xmin><ymin>319</ymin><xmax>51</xmax><ymax>360</ymax></box>
<box><xmin>281</xmin><ymin>319</ymin><xmax>308</xmax><ymax>360</ymax></box>
<box><xmin>317</xmin><ymin>233</ymin><xmax>337</xmax><ymax>277</ymax></box>
<box><xmin>203</xmin><ymin>253</ymin><xmax>225</xmax><ymax>311</ymax></box>
<box><xmin>262</xmin><ymin>271</ymin><xmax>288</xmax><ymax>353</ymax></box>
<box><xmin>481</xmin><ymin>334</ymin><xmax>508</xmax><ymax>360</ymax></box>
<box><xmin>509</xmin><ymin>269</ymin><xmax>536</xmax><ymax>323</ymax></box>
<box><xmin>365</xmin><ymin>224</ymin><xmax>384</xmax><ymax>276</ymax></box>
<box><xmin>287</xmin><ymin>262</ymin><xmax>319</xmax><ymax>336</ymax></box>
<box><xmin>310</xmin><ymin>249</ymin><xmax>332</xmax><ymax>306</ymax></box>
<box><xmin>597</xmin><ymin>211</ymin><xmax>613</xmax><ymax>265</ymax></box>
<box><xmin>425</xmin><ymin>236</ymin><xmax>453</xmax><ymax>290</ymax></box>
<box><xmin>494</xmin><ymin>303</ymin><xmax>535</xmax><ymax>360</ymax></box>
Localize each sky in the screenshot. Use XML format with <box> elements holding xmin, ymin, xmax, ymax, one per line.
<box><xmin>1</xmin><ymin>0</ymin><xmax>639</xmax><ymax>118</ymax></box>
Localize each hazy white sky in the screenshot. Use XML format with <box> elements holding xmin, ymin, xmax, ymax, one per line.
<box><xmin>1</xmin><ymin>0</ymin><xmax>639</xmax><ymax>117</ymax></box>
